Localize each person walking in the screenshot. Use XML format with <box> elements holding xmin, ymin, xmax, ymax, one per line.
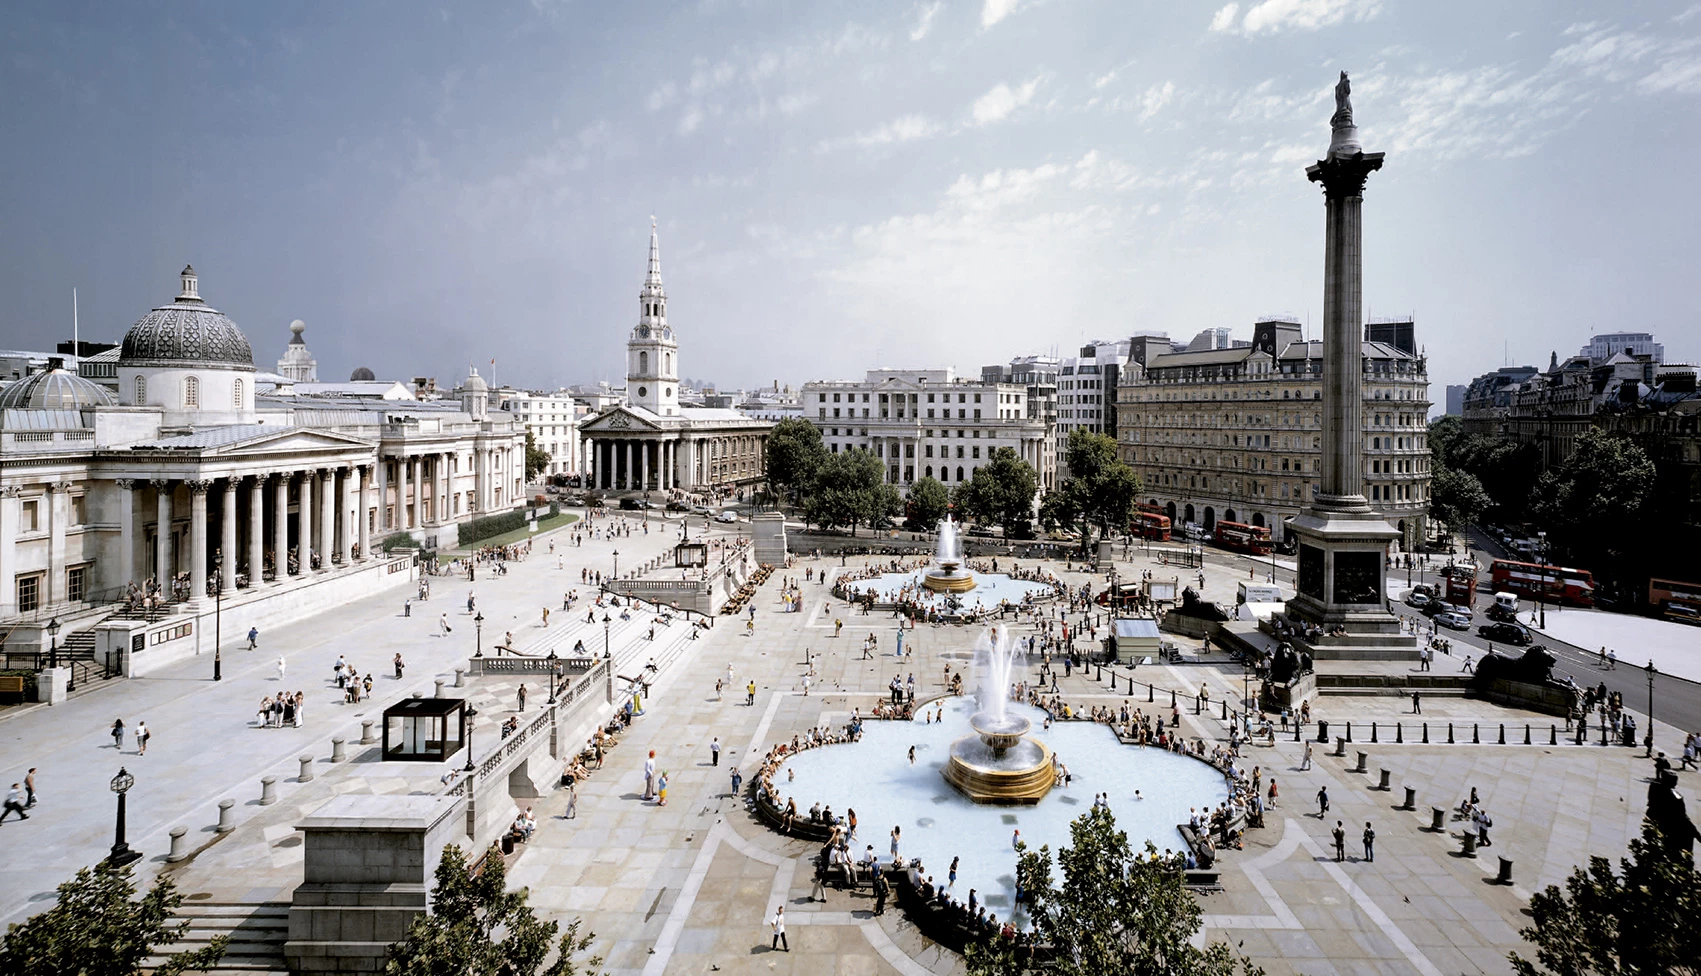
<box><xmin>247</xmin><ymin>626</ymin><xmax>259</xmax><ymax>650</ymax></box>
<box><xmin>1411</xmin><ymin>690</ymin><xmax>1422</xmax><ymax>714</ymax></box>
<box><xmin>729</xmin><ymin>766</ymin><xmax>742</xmax><ymax>798</ymax></box>
<box><xmin>24</xmin><ymin>768</ymin><xmax>37</xmax><ymax>808</ymax></box>
<box><xmin>769</xmin><ymin>905</ymin><xmax>788</xmax><ymax>952</ymax></box>
<box><xmin>1267</xmin><ymin>777</ymin><xmax>1278</xmax><ymax>808</ymax></box>
<box><xmin>110</xmin><ymin>719</ymin><xmax>125</xmax><ymax>751</ymax></box>
<box><xmin>1301</xmin><ymin>740</ymin><xmax>1313</xmax><ymax>771</ymax></box>
<box><xmin>1317</xmin><ymin>785</ymin><xmax>1330</xmax><ymax>819</ymax></box>
<box><xmin>439</xmin><ymin>613</ymin><xmax>452</xmax><ymax>637</ymax></box>
<box><xmin>516</xmin><ymin>684</ymin><xmax>527</xmax><ymax>712</ymax></box>
<box><xmin>276</xmin><ymin>656</ymin><xmax>287</xmax><ymax>682</ymax></box>
<box><xmin>135</xmin><ymin>721</ymin><xmax>151</xmax><ymax>756</ymax></box>
<box><xmin>1332</xmin><ymin>820</ymin><xmax>1346</xmax><ymax>861</ymax></box>
<box><xmin>710</xmin><ymin>737</ymin><xmax>721</xmax><ymax>767</ymax></box>
<box><xmin>643</xmin><ymin>750</ymin><xmax>657</xmax><ymax>800</ymax></box>
<box><xmin>948</xmin><ymin>855</ymin><xmax>959</xmax><ymax>889</ymax></box>
<box><xmin>657</xmin><ymin>771</ymin><xmax>669</xmax><ymax>806</ymax></box>
<box><xmin>1362</xmin><ymin>821</ymin><xmax>1375</xmax><ymax>862</ymax></box>
<box><xmin>746</xmin><ymin>680</ymin><xmax>757</xmax><ymax>706</ymax></box>
<box><xmin>394</xmin><ymin>653</ymin><xmax>405</xmax><ymax>680</ymax></box>
<box><xmin>0</xmin><ymin>783</ymin><xmax>27</xmax><ymax>824</ymax></box>
<box><xmin>873</xmin><ymin>863</ymin><xmax>889</xmax><ymax>916</ymax></box>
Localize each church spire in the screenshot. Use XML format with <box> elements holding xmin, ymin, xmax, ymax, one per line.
<box><xmin>637</xmin><ymin>216</ymin><xmax>668</xmax><ymax>334</ymax></box>
<box><xmin>645</xmin><ymin>215</ymin><xmax>663</xmax><ymax>291</ymax></box>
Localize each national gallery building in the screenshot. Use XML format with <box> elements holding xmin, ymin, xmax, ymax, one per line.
<box><xmin>0</xmin><ymin>265</ymin><xmax>523</xmax><ymax>673</ymax></box>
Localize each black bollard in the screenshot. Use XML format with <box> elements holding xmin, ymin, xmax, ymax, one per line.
<box><xmin>1396</xmin><ymin>722</ymin><xmax>1403</xmax><ymax>744</ymax></box>
<box><xmin>1550</xmin><ymin>725</ymin><xmax>1557</xmax><ymax>745</ymax></box>
<box><xmin>1195</xmin><ymin>695</ymin><xmax>1202</xmax><ymax>715</ymax></box>
<box><xmin>1496</xmin><ymin>857</ymin><xmax>1514</xmax><ymax>885</ymax></box>
<box><xmin>1345</xmin><ymin>721</ymin><xmax>1353</xmax><ymax>743</ymax></box>
<box><xmin>1422</xmin><ymin>722</ymin><xmax>1429</xmax><ymax>744</ymax></box>
<box><xmin>1171</xmin><ymin>689</ymin><xmax>1177</xmax><ymax>708</ymax></box>
<box><xmin>1371</xmin><ymin>722</ymin><xmax>1379</xmax><ymax>743</ymax></box>
<box><xmin>1473</xmin><ymin>723</ymin><xmax>1480</xmax><ymax>744</ymax></box>
<box><xmin>1295</xmin><ymin>722</ymin><xmax>1303</xmax><ymax>743</ymax></box>
<box><xmin>1318</xmin><ymin>720</ymin><xmax>1329</xmax><ymax>743</ymax></box>
<box><xmin>1524</xmin><ymin>724</ymin><xmax>1531</xmax><ymax>745</ymax></box>
<box><xmin>1221</xmin><ymin>701</ymin><xmax>1228</xmax><ymax>721</ymax></box>
<box><xmin>1430</xmin><ymin>806</ymin><xmax>1446</xmax><ymax>831</ymax></box>
<box><xmin>1402</xmin><ymin>786</ymin><xmax>1416</xmax><ymax>810</ymax></box>
<box><xmin>1498</xmin><ymin>723</ymin><xmax>1505</xmax><ymax>745</ymax></box>
<box><xmin>1149</xmin><ymin>682</ymin><xmax>1154</xmax><ymax>703</ymax></box>
<box><xmin>1447</xmin><ymin>722</ymin><xmax>1455</xmax><ymax>744</ymax></box>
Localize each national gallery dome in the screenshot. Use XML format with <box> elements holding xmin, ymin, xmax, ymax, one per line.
<box><xmin>119</xmin><ymin>266</ymin><xmax>255</xmax><ymax>371</ymax></box>
<box><xmin>0</xmin><ymin>366</ymin><xmax>118</xmax><ymax>410</ymax></box>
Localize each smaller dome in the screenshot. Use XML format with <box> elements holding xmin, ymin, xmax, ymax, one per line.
<box><xmin>350</xmin><ymin>366</ymin><xmax>376</xmax><ymax>381</ymax></box>
<box><xmin>463</xmin><ymin>367</ymin><xmax>488</xmax><ymax>392</ymax></box>
<box><xmin>289</xmin><ymin>320</ymin><xmax>307</xmax><ymax>343</ymax></box>
<box><xmin>0</xmin><ymin>368</ymin><xmax>118</xmax><ymax>411</ymax></box>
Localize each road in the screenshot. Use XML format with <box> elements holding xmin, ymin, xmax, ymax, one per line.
<box><xmin>1199</xmin><ymin>532</ymin><xmax>1701</xmax><ymax>738</ymax></box>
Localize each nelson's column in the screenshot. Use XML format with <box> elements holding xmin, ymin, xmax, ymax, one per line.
<box><xmin>1286</xmin><ymin>72</ymin><xmax>1419</xmax><ymax>661</ymax></box>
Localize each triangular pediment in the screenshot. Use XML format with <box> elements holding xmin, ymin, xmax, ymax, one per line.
<box><xmin>580</xmin><ymin>406</ymin><xmax>666</xmax><ymax>433</ymax></box>
<box><xmin>116</xmin><ymin>424</ymin><xmax>376</xmax><ymax>457</ymax></box>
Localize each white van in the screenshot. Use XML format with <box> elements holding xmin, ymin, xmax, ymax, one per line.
<box><xmin>1238</xmin><ymin>583</ymin><xmax>1284</xmax><ymax>604</ymax></box>
<box><xmin>1493</xmin><ymin>592</ymin><xmax>1518</xmax><ymax>613</ymax></box>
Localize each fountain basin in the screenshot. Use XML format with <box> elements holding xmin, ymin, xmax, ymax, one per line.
<box><xmin>923</xmin><ymin>568</ymin><xmax>977</xmax><ymax>593</ymax></box>
<box><xmin>942</xmin><ymin>711</ymin><xmax>1053</xmax><ymax>804</ymax></box>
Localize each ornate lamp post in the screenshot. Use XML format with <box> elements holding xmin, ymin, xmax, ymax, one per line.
<box><xmin>603</xmin><ymin>614</ymin><xmax>612</xmax><ymax>660</ymax></box>
<box><xmin>612</xmin><ymin>549</ymin><xmax>620</xmax><ymax>583</ymax></box>
<box><xmin>1645</xmin><ymin>660</ymin><xmax>1658</xmax><ymax>756</ymax></box>
<box><xmin>1536</xmin><ymin>530</ymin><xmax>1548</xmax><ymax>630</ymax></box>
<box><xmin>462</xmin><ymin>706</ymin><xmax>480</xmax><ymax>772</ymax></box>
<box><xmin>213</xmin><ymin>570</ymin><xmax>223</xmax><ymax>682</ymax></box>
<box><xmin>106</xmin><ymin>768</ymin><xmax>142</xmax><ymax>867</ymax></box>
<box><xmin>473</xmin><ymin>611</ymin><xmax>485</xmax><ymax>658</ymax></box>
<box><xmin>546</xmin><ymin>650</ymin><xmax>560</xmax><ymax>705</ymax></box>
<box><xmin>45</xmin><ymin>616</ymin><xmax>61</xmax><ymax>670</ymax></box>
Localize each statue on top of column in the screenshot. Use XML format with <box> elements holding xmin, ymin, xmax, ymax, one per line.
<box><xmin>1330</xmin><ymin>71</ymin><xmax>1353</xmax><ymax>130</ymax></box>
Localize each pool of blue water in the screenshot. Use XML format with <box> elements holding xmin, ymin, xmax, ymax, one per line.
<box><xmin>836</xmin><ymin>571</ymin><xmax>1054</xmax><ymax>609</ymax></box>
<box><xmin>772</xmin><ymin>695</ymin><xmax>1228</xmax><ymax>923</ymax></box>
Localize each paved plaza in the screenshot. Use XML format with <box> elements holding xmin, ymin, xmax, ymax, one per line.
<box><xmin>0</xmin><ymin>514</ymin><xmax>1687</xmax><ymax>976</ymax></box>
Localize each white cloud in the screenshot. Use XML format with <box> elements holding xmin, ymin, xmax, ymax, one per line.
<box><xmin>1094</xmin><ymin>70</ymin><xmax>1118</xmax><ymax>90</ymax></box>
<box><xmin>857</xmin><ymin>114</ymin><xmax>941</xmax><ymax>145</ymax></box>
<box><xmin>1211</xmin><ymin>0</ymin><xmax>1382</xmax><ymax>35</ymax></box>
<box><xmin>981</xmin><ymin>0</ymin><xmax>1025</xmax><ymax>30</ymax></box>
<box><xmin>677</xmin><ymin>107</ymin><xmax>704</xmax><ymax>135</ymax></box>
<box><xmin>1138</xmin><ymin>80</ymin><xmax>1176</xmax><ymax>120</ymax></box>
<box><xmin>776</xmin><ymin>91</ymin><xmax>818</xmax><ymax>115</ymax></box>
<box><xmin>646</xmin><ymin>82</ymin><xmax>677</xmax><ymax>111</ymax></box>
<box><xmin>911</xmin><ymin>2</ymin><xmax>943</xmax><ymax>41</ymax></box>
<box><xmin>971</xmin><ymin>76</ymin><xmax>1043</xmax><ymax>125</ymax></box>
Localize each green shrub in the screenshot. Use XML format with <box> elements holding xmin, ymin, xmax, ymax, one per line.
<box><xmin>457</xmin><ymin>509</ymin><xmax>528</xmax><ymax>547</ymax></box>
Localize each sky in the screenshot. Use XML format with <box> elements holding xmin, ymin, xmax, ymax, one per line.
<box><xmin>2</xmin><ymin>0</ymin><xmax>1698</xmax><ymax>402</ymax></box>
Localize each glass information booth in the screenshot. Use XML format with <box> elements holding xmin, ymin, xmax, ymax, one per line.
<box><xmin>382</xmin><ymin>698</ymin><xmax>467</xmax><ymax>763</ymax></box>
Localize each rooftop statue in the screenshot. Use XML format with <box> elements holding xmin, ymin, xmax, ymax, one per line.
<box><xmin>1330</xmin><ymin>71</ymin><xmax>1354</xmax><ymax>130</ymax></box>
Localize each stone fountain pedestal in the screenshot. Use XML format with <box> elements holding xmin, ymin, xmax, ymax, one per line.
<box><xmin>942</xmin><ymin>712</ymin><xmax>1055</xmax><ymax>804</ymax></box>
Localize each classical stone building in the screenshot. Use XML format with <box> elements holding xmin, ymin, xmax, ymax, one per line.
<box><xmin>0</xmin><ymin>265</ymin><xmax>523</xmax><ymax>669</ymax></box>
<box><xmin>577</xmin><ymin>223</ymin><xmax>772</xmax><ymax>493</ymax></box>
<box><xmin>1115</xmin><ymin>317</ymin><xmax>1431</xmax><ymax>550</ymax></box>
<box><xmin>800</xmin><ymin>368</ymin><xmax>1053</xmax><ymax>493</ymax></box>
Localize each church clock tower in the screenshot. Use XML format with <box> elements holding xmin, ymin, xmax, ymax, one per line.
<box><xmin>626</xmin><ymin>218</ymin><xmax>679</xmax><ymax>416</ymax></box>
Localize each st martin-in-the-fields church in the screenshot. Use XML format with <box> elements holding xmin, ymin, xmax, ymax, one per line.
<box><xmin>578</xmin><ymin>221</ymin><xmax>770</xmax><ymax>494</ymax></box>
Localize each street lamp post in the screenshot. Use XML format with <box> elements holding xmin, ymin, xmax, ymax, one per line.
<box><xmin>106</xmin><ymin>768</ymin><xmax>141</xmax><ymax>867</ymax></box>
<box><xmin>1537</xmin><ymin>530</ymin><xmax>1548</xmax><ymax>630</ymax></box>
<box><xmin>1645</xmin><ymin>660</ymin><xmax>1657</xmax><ymax>756</ymax></box>
<box><xmin>603</xmin><ymin>614</ymin><xmax>612</xmax><ymax>660</ymax></box>
<box><xmin>213</xmin><ymin>571</ymin><xmax>223</xmax><ymax>682</ymax></box>
<box><xmin>473</xmin><ymin>611</ymin><xmax>484</xmax><ymax>658</ymax></box>
<box><xmin>612</xmin><ymin>549</ymin><xmax>620</xmax><ymax>584</ymax></box>
<box><xmin>45</xmin><ymin>616</ymin><xmax>61</xmax><ymax>670</ymax></box>
<box><xmin>462</xmin><ymin>706</ymin><xmax>480</xmax><ymax>772</ymax></box>
<box><xmin>546</xmin><ymin>651</ymin><xmax>560</xmax><ymax>705</ymax></box>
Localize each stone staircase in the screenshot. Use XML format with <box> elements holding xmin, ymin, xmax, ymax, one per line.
<box><xmin>60</xmin><ymin>630</ymin><xmax>97</xmax><ymax>664</ymax></box>
<box><xmin>143</xmin><ymin>901</ymin><xmax>289</xmax><ymax>975</ymax></box>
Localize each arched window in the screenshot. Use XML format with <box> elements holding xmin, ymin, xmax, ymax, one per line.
<box><xmin>956</xmin><ymin>466</ymin><xmax>965</xmax><ymax>482</ymax></box>
<box><xmin>232</xmin><ymin>378</ymin><xmax>244</xmax><ymax>408</ymax></box>
<box><xmin>639</xmin><ymin>351</ymin><xmax>648</xmax><ymax>374</ymax></box>
<box><xmin>135</xmin><ymin>375</ymin><xmax>146</xmax><ymax>405</ymax></box>
<box><xmin>183</xmin><ymin>376</ymin><xmax>199</xmax><ymax>409</ymax></box>
<box><xmin>664</xmin><ymin>352</ymin><xmax>671</xmax><ymax>374</ymax></box>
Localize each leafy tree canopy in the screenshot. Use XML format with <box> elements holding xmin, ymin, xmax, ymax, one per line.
<box><xmin>386</xmin><ymin>844</ymin><xmax>600</xmax><ymax>976</ymax></box>
<box><xmin>954</xmin><ymin>448</ymin><xmax>1039</xmax><ymax>537</ymax></box>
<box><xmin>1428</xmin><ymin>465</ymin><xmax>1491</xmax><ymax>533</ymax></box>
<box><xmin>765</xmin><ymin>418</ymin><xmax>827</xmax><ymax>502</ymax></box>
<box><xmin>1036</xmin><ymin>431</ymin><xmax>1140</xmax><ymax>550</ymax></box>
<box><xmin>965</xmin><ymin>806</ymin><xmax>1262</xmax><ymax>976</ymax></box>
<box><xmin>0</xmin><ymin>863</ymin><xmax>228</xmax><ymax>976</ymax></box>
<box><xmin>803</xmin><ymin>448</ymin><xmax>892</xmax><ymax>536</ymax></box>
<box><xmin>906</xmin><ymin>476</ymin><xmax>950</xmax><ymax>531</ymax></box>
<box><xmin>524</xmin><ymin>429</ymin><xmax>552</xmax><ymax>482</ymax></box>
<box><xmin>1511</xmin><ymin>821</ymin><xmax>1700</xmax><ymax>976</ymax></box>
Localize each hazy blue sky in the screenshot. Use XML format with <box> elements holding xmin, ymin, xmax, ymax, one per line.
<box><xmin>3</xmin><ymin>0</ymin><xmax>1697</xmax><ymax>398</ymax></box>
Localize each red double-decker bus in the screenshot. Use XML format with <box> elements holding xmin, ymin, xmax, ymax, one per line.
<box><xmin>1214</xmin><ymin>521</ymin><xmax>1272</xmax><ymax>556</ymax></box>
<box><xmin>1489</xmin><ymin>559</ymin><xmax>1595</xmax><ymax>607</ymax></box>
<box><xmin>1443</xmin><ymin>564</ymin><xmax>1477</xmax><ymax>609</ymax></box>
<box><xmin>1131</xmin><ymin>511</ymin><xmax>1171</xmax><ymax>541</ymax></box>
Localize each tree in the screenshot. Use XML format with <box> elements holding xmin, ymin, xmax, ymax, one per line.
<box><xmin>1037</xmin><ymin>431</ymin><xmax>1141</xmax><ymax>552</ymax></box>
<box><xmin>0</xmin><ymin>863</ymin><xmax>228</xmax><ymax>976</ymax></box>
<box><xmin>1511</xmin><ymin>821</ymin><xmax>1700</xmax><ymax>976</ymax></box>
<box><xmin>524</xmin><ymin>429</ymin><xmax>551</xmax><ymax>482</ymax></box>
<box><xmin>1428</xmin><ymin>465</ymin><xmax>1491</xmax><ymax>533</ymax></box>
<box><xmin>906</xmin><ymin>476</ymin><xmax>950</xmax><ymax>530</ymax></box>
<box><xmin>1426</xmin><ymin>414</ymin><xmax>1464</xmax><ymax>469</ymax></box>
<box><xmin>1447</xmin><ymin>433</ymin><xmax>1542</xmax><ymax>523</ymax></box>
<box><xmin>386</xmin><ymin>844</ymin><xmax>601</xmax><ymax>976</ymax></box>
<box><xmin>955</xmin><ymin>448</ymin><xmax>1039</xmax><ymax>537</ymax></box>
<box><xmin>765</xmin><ymin>418</ymin><xmax>827</xmax><ymax>504</ymax></box>
<box><xmin>803</xmin><ymin>448</ymin><xmax>887</xmax><ymax>536</ymax></box>
<box><xmin>1528</xmin><ymin>429</ymin><xmax>1658</xmax><ymax>586</ymax></box>
<box><xmin>964</xmin><ymin>806</ymin><xmax>1261</xmax><ymax>976</ymax></box>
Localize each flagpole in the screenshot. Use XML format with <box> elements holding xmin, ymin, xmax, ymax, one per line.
<box><xmin>73</xmin><ymin>288</ymin><xmax>79</xmax><ymax>360</ymax></box>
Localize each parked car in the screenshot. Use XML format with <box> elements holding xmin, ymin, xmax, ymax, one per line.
<box><xmin>1664</xmin><ymin>603</ymin><xmax>1701</xmax><ymax>626</ymax></box>
<box><xmin>715</xmin><ymin>511</ymin><xmax>740</xmax><ymax>523</ymax></box>
<box><xmin>1404</xmin><ymin>591</ymin><xmax>1432</xmax><ymax>609</ymax></box>
<box><xmin>1485</xmin><ymin>603</ymin><xmax>1519</xmax><ymax>623</ymax></box>
<box><xmin>1434</xmin><ymin>611</ymin><xmax>1471</xmax><ymax>631</ymax></box>
<box><xmin>967</xmin><ymin>526</ymin><xmax>997</xmax><ymax>538</ymax></box>
<box><xmin>1478</xmin><ymin>621</ymin><xmax>1532</xmax><ymax>646</ymax></box>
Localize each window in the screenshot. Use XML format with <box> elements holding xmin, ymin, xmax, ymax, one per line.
<box><xmin>135</xmin><ymin>376</ymin><xmax>146</xmax><ymax>405</ymax></box>
<box><xmin>21</xmin><ymin>499</ymin><xmax>38</xmax><ymax>532</ymax></box>
<box><xmin>70</xmin><ymin>495</ymin><xmax>85</xmax><ymax>524</ymax></box>
<box><xmin>639</xmin><ymin>351</ymin><xmax>649</xmax><ymax>374</ymax></box>
<box><xmin>68</xmin><ymin>565</ymin><xmax>87</xmax><ymax>602</ymax></box>
<box><xmin>16</xmin><ymin>574</ymin><xmax>41</xmax><ymax>613</ymax></box>
<box><xmin>183</xmin><ymin>376</ymin><xmax>199</xmax><ymax>408</ymax></box>
<box><xmin>233</xmin><ymin>378</ymin><xmax>244</xmax><ymax>408</ymax></box>
<box><xmin>957</xmin><ymin>466</ymin><xmax>965</xmax><ymax>481</ymax></box>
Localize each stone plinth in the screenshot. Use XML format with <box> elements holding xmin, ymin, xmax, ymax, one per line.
<box><xmin>284</xmin><ymin>794</ymin><xmax>466</xmax><ymax>975</ymax></box>
<box><xmin>752</xmin><ymin>512</ymin><xmax>787</xmax><ymax>566</ymax></box>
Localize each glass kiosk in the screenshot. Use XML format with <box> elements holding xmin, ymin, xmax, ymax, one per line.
<box><xmin>382</xmin><ymin>697</ymin><xmax>466</xmax><ymax>762</ymax></box>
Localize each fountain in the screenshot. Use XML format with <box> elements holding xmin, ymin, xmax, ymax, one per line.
<box><xmin>942</xmin><ymin>625</ymin><xmax>1056</xmax><ymax>803</ymax></box>
<box><xmin>922</xmin><ymin>516</ymin><xmax>976</xmax><ymax>593</ymax></box>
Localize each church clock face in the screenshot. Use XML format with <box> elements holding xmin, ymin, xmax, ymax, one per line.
<box><xmin>637</xmin><ymin>325</ymin><xmax>651</xmax><ymax>338</ymax></box>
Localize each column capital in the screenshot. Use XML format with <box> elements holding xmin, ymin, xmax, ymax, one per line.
<box><xmin>0</xmin><ymin>485</ymin><xmax>20</xmax><ymax>498</ymax></box>
<box><xmin>149</xmin><ymin>478</ymin><xmax>174</xmax><ymax>491</ymax></box>
<box><xmin>48</xmin><ymin>481</ymin><xmax>76</xmax><ymax>493</ymax></box>
<box><xmin>186</xmin><ymin>479</ymin><xmax>213</xmax><ymax>494</ymax></box>
<box><xmin>114</xmin><ymin>478</ymin><xmax>140</xmax><ymax>491</ymax></box>
<box><xmin>1305</xmin><ymin>151</ymin><xmax>1384</xmax><ymax>200</ymax></box>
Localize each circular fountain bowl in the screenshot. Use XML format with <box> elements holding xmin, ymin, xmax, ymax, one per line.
<box><xmin>922</xmin><ymin>569</ymin><xmax>977</xmax><ymax>593</ymax></box>
<box><xmin>943</xmin><ymin>718</ymin><xmax>1055</xmax><ymax>805</ymax></box>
